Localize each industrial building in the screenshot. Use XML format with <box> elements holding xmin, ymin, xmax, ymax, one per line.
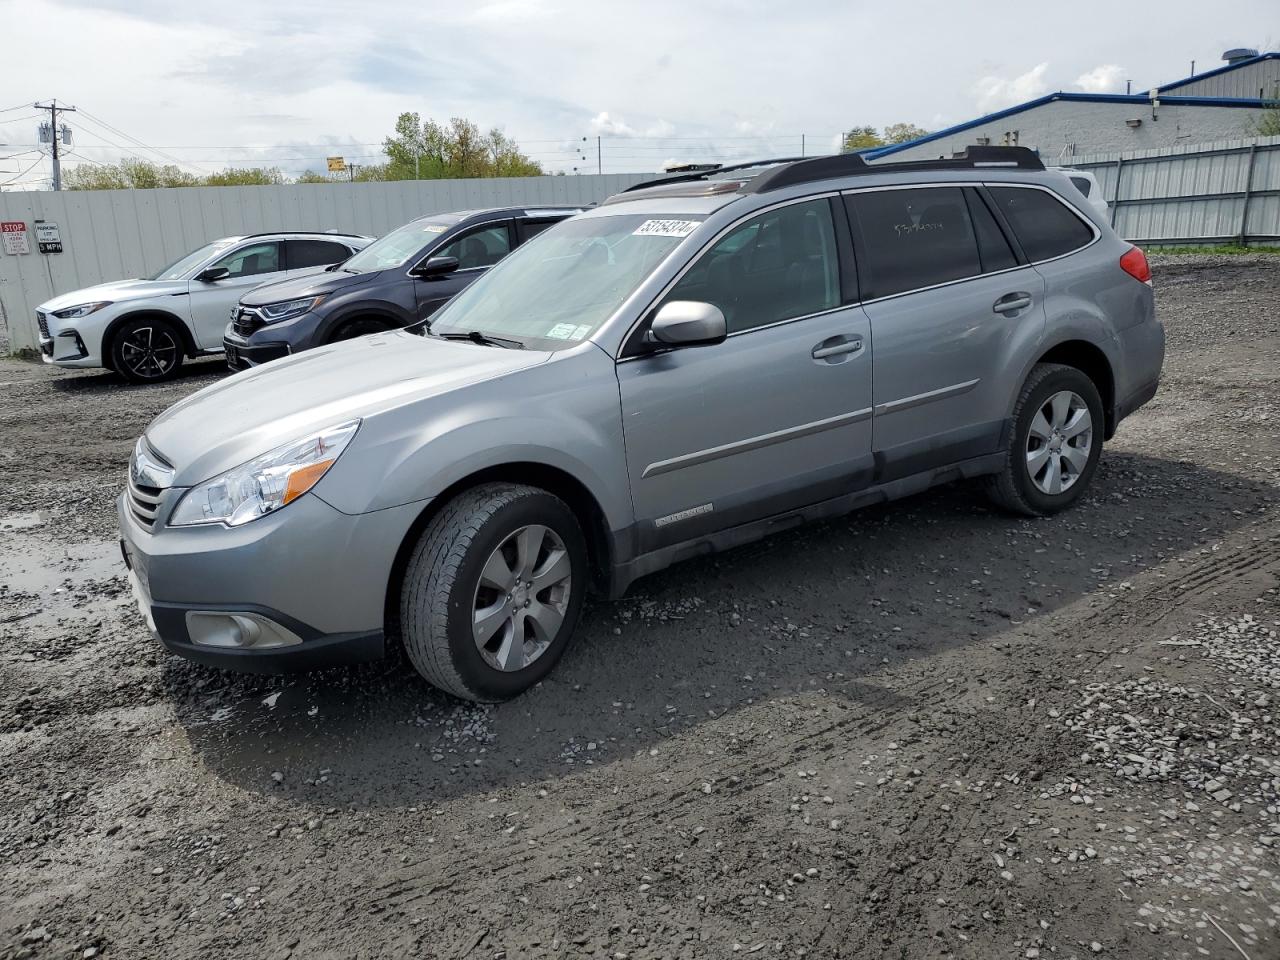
<box><xmin>870</xmin><ymin>50</ymin><xmax>1278</xmax><ymax>162</ymax></box>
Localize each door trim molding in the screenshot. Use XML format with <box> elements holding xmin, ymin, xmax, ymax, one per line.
<box><xmin>875</xmin><ymin>378</ymin><xmax>980</xmax><ymax>416</ymax></box>
<box><xmin>642</xmin><ymin>406</ymin><xmax>873</xmax><ymax>478</ymax></box>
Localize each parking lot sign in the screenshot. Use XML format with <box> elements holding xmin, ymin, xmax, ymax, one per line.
<box><xmin>35</xmin><ymin>221</ymin><xmax>62</xmax><ymax>254</ymax></box>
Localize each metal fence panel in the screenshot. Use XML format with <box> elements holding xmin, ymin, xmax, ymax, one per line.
<box><xmin>0</xmin><ymin>173</ymin><xmax>646</xmax><ymax>354</ymax></box>
<box><xmin>1048</xmin><ymin>135</ymin><xmax>1280</xmax><ymax>245</ymax></box>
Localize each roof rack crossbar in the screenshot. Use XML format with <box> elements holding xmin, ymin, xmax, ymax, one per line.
<box><xmin>744</xmin><ymin>146</ymin><xmax>1044</xmax><ymax>194</ymax></box>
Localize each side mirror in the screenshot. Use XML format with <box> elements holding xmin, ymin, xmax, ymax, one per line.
<box><xmin>647</xmin><ymin>300</ymin><xmax>727</xmax><ymax>349</ymax></box>
<box><xmin>411</xmin><ymin>256</ymin><xmax>460</xmax><ymax>280</ymax></box>
<box><xmin>196</xmin><ymin>266</ymin><xmax>230</xmax><ymax>283</ymax></box>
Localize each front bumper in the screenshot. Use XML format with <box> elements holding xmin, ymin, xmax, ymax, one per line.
<box><xmin>224</xmin><ymin>309</ymin><xmax>325</xmax><ymax>370</ymax></box>
<box><xmin>223</xmin><ymin>333</ymin><xmax>290</xmax><ymax>371</ymax></box>
<box><xmin>118</xmin><ymin>489</ymin><xmax>425</xmax><ymax>673</ymax></box>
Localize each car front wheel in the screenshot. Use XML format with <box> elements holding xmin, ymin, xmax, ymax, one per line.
<box><xmin>399</xmin><ymin>483</ymin><xmax>588</xmax><ymax>701</ymax></box>
<box><xmin>986</xmin><ymin>362</ymin><xmax>1105</xmax><ymax>516</ymax></box>
<box><xmin>110</xmin><ymin>317</ymin><xmax>185</xmax><ymax>384</ymax></box>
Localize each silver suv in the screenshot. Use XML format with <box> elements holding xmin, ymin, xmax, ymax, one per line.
<box><xmin>119</xmin><ymin>148</ymin><xmax>1164</xmax><ymax>701</ymax></box>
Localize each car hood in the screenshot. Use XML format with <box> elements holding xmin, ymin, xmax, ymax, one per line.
<box><xmin>40</xmin><ymin>278</ymin><xmax>187</xmax><ymax>311</ymax></box>
<box><xmin>145</xmin><ymin>331</ymin><xmax>550</xmax><ymax>486</ymax></box>
<box><xmin>239</xmin><ymin>268</ymin><xmax>379</xmax><ymax>306</ymax></box>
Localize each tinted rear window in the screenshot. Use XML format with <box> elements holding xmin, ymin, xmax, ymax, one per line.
<box><xmin>846</xmin><ymin>187</ymin><xmax>981</xmax><ymax>298</ymax></box>
<box><xmin>965</xmin><ymin>188</ymin><xmax>1018</xmax><ymax>273</ymax></box>
<box><xmin>987</xmin><ymin>186</ymin><xmax>1095</xmax><ymax>262</ymax></box>
<box><xmin>286</xmin><ymin>239</ymin><xmax>352</xmax><ymax>269</ymax></box>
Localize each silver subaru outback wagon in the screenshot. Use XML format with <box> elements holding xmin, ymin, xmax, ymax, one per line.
<box><xmin>119</xmin><ymin>147</ymin><xmax>1164</xmax><ymax>702</ymax></box>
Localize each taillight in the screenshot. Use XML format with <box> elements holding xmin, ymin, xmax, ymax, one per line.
<box><xmin>1119</xmin><ymin>246</ymin><xmax>1152</xmax><ymax>285</ymax></box>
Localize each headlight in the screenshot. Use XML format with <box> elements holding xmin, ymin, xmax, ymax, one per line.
<box><xmin>257</xmin><ymin>296</ymin><xmax>326</xmax><ymax>324</ymax></box>
<box><xmin>52</xmin><ymin>301</ymin><xmax>112</xmax><ymax>319</ymax></box>
<box><xmin>169</xmin><ymin>420</ymin><xmax>359</xmax><ymax>527</ymax></box>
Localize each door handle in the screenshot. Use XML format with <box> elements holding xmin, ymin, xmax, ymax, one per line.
<box><xmin>993</xmin><ymin>293</ymin><xmax>1033</xmax><ymax>314</ymax></box>
<box><xmin>812</xmin><ymin>337</ymin><xmax>863</xmax><ymax>360</ymax></box>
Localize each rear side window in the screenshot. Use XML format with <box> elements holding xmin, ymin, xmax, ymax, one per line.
<box><xmin>846</xmin><ymin>187</ymin><xmax>981</xmax><ymax>298</ymax></box>
<box><xmin>987</xmin><ymin>186</ymin><xmax>1095</xmax><ymax>262</ymax></box>
<box><xmin>517</xmin><ymin>219</ymin><xmax>559</xmax><ymax>244</ymax></box>
<box><xmin>965</xmin><ymin>188</ymin><xmax>1018</xmax><ymax>273</ymax></box>
<box><xmin>663</xmin><ymin>198</ymin><xmax>840</xmax><ymax>334</ymax></box>
<box><xmin>285</xmin><ymin>239</ymin><xmax>352</xmax><ymax>269</ymax></box>
<box><xmin>1069</xmin><ymin>176</ymin><xmax>1092</xmax><ymax>198</ymax></box>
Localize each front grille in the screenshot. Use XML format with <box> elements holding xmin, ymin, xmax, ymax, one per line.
<box><xmin>232</xmin><ymin>308</ymin><xmax>264</xmax><ymax>337</ymax></box>
<box><xmin>127</xmin><ymin>476</ymin><xmax>163</xmax><ymax>530</ymax></box>
<box><xmin>36</xmin><ymin>310</ymin><xmax>49</xmax><ymax>337</ymax></box>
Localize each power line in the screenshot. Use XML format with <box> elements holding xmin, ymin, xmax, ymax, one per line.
<box><xmin>75</xmin><ymin>107</ymin><xmax>207</xmax><ymax>175</ymax></box>
<box><xmin>0</xmin><ymin>103</ymin><xmax>36</xmax><ymax>115</ymax></box>
<box><xmin>1</xmin><ymin>155</ymin><xmax>46</xmax><ymax>186</ymax></box>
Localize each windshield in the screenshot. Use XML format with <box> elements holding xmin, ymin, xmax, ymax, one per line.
<box><xmin>428</xmin><ymin>214</ymin><xmax>705</xmax><ymax>349</ymax></box>
<box><xmin>342</xmin><ymin>218</ymin><xmax>454</xmax><ymax>272</ymax></box>
<box><xmin>148</xmin><ymin>240</ymin><xmax>236</xmax><ymax>281</ymax></box>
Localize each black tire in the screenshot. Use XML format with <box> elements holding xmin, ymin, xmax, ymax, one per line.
<box><xmin>986</xmin><ymin>363</ymin><xmax>1105</xmax><ymax>516</ymax></box>
<box><xmin>399</xmin><ymin>483</ymin><xmax>588</xmax><ymax>701</ymax></box>
<box><xmin>109</xmin><ymin>316</ymin><xmax>185</xmax><ymax>384</ymax></box>
<box><xmin>329</xmin><ymin>317</ymin><xmax>391</xmax><ymax>343</ymax></box>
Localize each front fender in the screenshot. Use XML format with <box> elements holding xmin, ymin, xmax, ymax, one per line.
<box><xmin>315</xmin><ymin>347</ymin><xmax>632</xmax><ymax>533</ymax></box>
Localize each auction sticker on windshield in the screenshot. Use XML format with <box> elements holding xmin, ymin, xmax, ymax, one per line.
<box><xmin>545</xmin><ymin>322</ymin><xmax>593</xmax><ymax>340</ymax></box>
<box><xmin>633</xmin><ymin>219</ymin><xmax>700</xmax><ymax>238</ymax></box>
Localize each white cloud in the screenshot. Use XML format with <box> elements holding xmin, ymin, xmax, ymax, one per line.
<box><xmin>1076</xmin><ymin>64</ymin><xmax>1127</xmax><ymax>94</ymax></box>
<box><xmin>588</xmin><ymin>112</ymin><xmax>674</xmax><ymax>139</ymax></box>
<box><xmin>972</xmin><ymin>62</ymin><xmax>1050</xmax><ymax>113</ymax></box>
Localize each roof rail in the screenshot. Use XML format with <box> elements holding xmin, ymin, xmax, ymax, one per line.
<box><xmin>621</xmin><ymin>157</ymin><xmax>810</xmax><ymax>194</ymax></box>
<box><xmin>744</xmin><ymin>146</ymin><xmax>1043</xmax><ymax>193</ymax></box>
<box><xmin>238</xmin><ymin>230</ymin><xmax>365</xmax><ymax>240</ymax></box>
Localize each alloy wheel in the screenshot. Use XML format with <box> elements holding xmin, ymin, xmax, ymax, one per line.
<box><xmin>1025</xmin><ymin>389</ymin><xmax>1093</xmax><ymax>495</ymax></box>
<box><xmin>120</xmin><ymin>326</ymin><xmax>179</xmax><ymax>380</ymax></box>
<box><xmin>471</xmin><ymin>524</ymin><xmax>572</xmax><ymax>672</ymax></box>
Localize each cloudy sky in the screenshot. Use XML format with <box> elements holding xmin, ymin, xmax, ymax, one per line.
<box><xmin>0</xmin><ymin>0</ymin><xmax>1275</xmax><ymax>185</ymax></box>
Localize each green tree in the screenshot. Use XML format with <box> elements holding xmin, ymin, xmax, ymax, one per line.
<box><xmin>882</xmin><ymin>122</ymin><xmax>930</xmax><ymax>144</ymax></box>
<box><xmin>1248</xmin><ymin>85</ymin><xmax>1280</xmax><ymax>136</ymax></box>
<box><xmin>383</xmin><ymin>113</ymin><xmax>542</xmax><ymax>179</ymax></box>
<box><xmin>64</xmin><ymin>158</ymin><xmax>200</xmax><ymax>190</ymax></box>
<box><xmin>203</xmin><ymin>166</ymin><xmax>287</xmax><ymax>186</ymax></box>
<box><xmin>842</xmin><ymin>126</ymin><xmax>884</xmax><ymax>152</ymax></box>
<box><xmin>66</xmin><ymin>159</ymin><xmax>290</xmax><ymax>189</ymax></box>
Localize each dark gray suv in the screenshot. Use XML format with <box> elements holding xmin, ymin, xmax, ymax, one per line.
<box><xmin>123</xmin><ymin>148</ymin><xmax>1163</xmax><ymax>702</ymax></box>
<box><xmin>222</xmin><ymin>206</ymin><xmax>580</xmax><ymax>369</ymax></box>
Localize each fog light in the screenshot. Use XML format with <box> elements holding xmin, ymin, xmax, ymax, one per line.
<box><xmin>184</xmin><ymin>611</ymin><xmax>303</xmax><ymax>649</ymax></box>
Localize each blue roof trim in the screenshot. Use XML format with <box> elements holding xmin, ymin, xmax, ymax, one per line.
<box><xmin>865</xmin><ymin>92</ymin><xmax>1272</xmax><ymax>160</ymax></box>
<box><xmin>1159</xmin><ymin>52</ymin><xmax>1279</xmax><ymax>93</ymax></box>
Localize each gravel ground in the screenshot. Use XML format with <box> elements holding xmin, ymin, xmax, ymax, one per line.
<box><xmin>1</xmin><ymin>254</ymin><xmax>1278</xmax><ymax>960</ymax></box>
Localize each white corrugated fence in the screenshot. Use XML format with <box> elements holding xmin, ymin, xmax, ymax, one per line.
<box><xmin>1047</xmin><ymin>134</ymin><xmax>1280</xmax><ymax>245</ymax></box>
<box><xmin>0</xmin><ymin>174</ymin><xmax>647</xmax><ymax>355</ymax></box>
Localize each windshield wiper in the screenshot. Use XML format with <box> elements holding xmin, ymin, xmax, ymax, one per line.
<box><xmin>435</xmin><ymin>330</ymin><xmax>525</xmax><ymax>349</ymax></box>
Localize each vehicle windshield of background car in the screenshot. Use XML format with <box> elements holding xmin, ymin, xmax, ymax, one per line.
<box><xmin>148</xmin><ymin>240</ymin><xmax>237</xmax><ymax>280</ymax></box>
<box><xmin>342</xmin><ymin>218</ymin><xmax>457</xmax><ymax>272</ymax></box>
<box><xmin>427</xmin><ymin>214</ymin><xmax>705</xmax><ymax>350</ymax></box>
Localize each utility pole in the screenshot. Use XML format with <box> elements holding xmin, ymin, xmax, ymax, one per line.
<box><xmin>35</xmin><ymin>100</ymin><xmax>76</xmax><ymax>191</ymax></box>
<box><xmin>597</xmin><ymin>136</ymin><xmax>602</xmax><ymax>175</ymax></box>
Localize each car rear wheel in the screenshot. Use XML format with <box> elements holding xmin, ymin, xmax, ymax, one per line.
<box><xmin>986</xmin><ymin>363</ymin><xmax>1104</xmax><ymax>516</ymax></box>
<box><xmin>110</xmin><ymin>317</ymin><xmax>185</xmax><ymax>384</ymax></box>
<box><xmin>399</xmin><ymin>483</ymin><xmax>588</xmax><ymax>701</ymax></box>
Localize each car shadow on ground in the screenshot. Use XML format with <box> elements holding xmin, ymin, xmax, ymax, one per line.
<box><xmin>48</xmin><ymin>357</ymin><xmax>228</xmax><ymax>394</ymax></box>
<box><xmin>168</xmin><ymin>450</ymin><xmax>1274</xmax><ymax>809</ymax></box>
